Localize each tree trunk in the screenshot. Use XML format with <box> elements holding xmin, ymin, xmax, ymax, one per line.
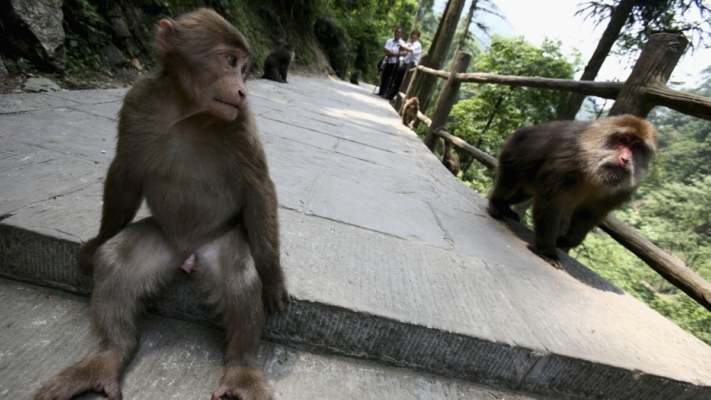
<box><xmin>608</xmin><ymin>33</ymin><xmax>688</xmax><ymax>117</ymax></box>
<box><xmin>559</xmin><ymin>0</ymin><xmax>636</xmax><ymax>120</ymax></box>
<box><xmin>454</xmin><ymin>0</ymin><xmax>478</xmax><ymax>55</ymax></box>
<box><xmin>414</xmin><ymin>0</ymin><xmax>468</xmax><ymax>115</ymax></box>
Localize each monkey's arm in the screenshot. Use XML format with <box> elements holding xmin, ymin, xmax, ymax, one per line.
<box><xmin>78</xmin><ymin>158</ymin><xmax>143</xmax><ymax>275</ymax></box>
<box><xmin>243</xmin><ymin>179</ymin><xmax>289</xmax><ymax>313</ymax></box>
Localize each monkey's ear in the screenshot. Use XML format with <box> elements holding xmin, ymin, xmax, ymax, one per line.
<box><xmin>156</xmin><ymin>19</ymin><xmax>176</xmax><ymax>57</ymax></box>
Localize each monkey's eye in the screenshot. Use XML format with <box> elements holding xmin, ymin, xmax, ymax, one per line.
<box><xmin>632</xmin><ymin>142</ymin><xmax>642</xmax><ymax>150</ymax></box>
<box><xmin>618</xmin><ymin>136</ymin><xmax>629</xmax><ymax>145</ymax></box>
<box><xmin>226</xmin><ymin>55</ymin><xmax>238</xmax><ymax>67</ymax></box>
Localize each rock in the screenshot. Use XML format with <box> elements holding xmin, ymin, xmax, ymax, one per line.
<box><xmin>7</xmin><ymin>0</ymin><xmax>66</xmax><ymax>73</ymax></box>
<box><xmin>22</xmin><ymin>77</ymin><xmax>61</xmax><ymax>92</ymax></box>
<box><xmin>0</xmin><ymin>57</ymin><xmax>8</xmax><ymax>80</ymax></box>
<box><xmin>111</xmin><ymin>17</ymin><xmax>131</xmax><ymax>38</ymax></box>
<box><xmin>314</xmin><ymin>16</ymin><xmax>351</xmax><ymax>79</ymax></box>
<box><xmin>100</xmin><ymin>43</ymin><xmax>129</xmax><ymax>67</ymax></box>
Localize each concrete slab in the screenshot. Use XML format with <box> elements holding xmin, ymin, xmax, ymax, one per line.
<box><xmin>1</xmin><ymin>76</ymin><xmax>710</xmax><ymax>400</ymax></box>
<box><xmin>0</xmin><ymin>278</ymin><xmax>552</xmax><ymax>400</ymax></box>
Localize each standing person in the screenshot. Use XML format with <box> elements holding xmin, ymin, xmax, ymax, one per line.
<box><xmin>385</xmin><ymin>30</ymin><xmax>422</xmax><ymax>100</ymax></box>
<box><xmin>376</xmin><ymin>27</ymin><xmax>405</xmax><ymax>97</ymax></box>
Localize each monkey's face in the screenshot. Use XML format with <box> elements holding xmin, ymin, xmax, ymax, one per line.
<box><xmin>156</xmin><ymin>10</ymin><xmax>252</xmax><ymax>122</ymax></box>
<box><xmin>198</xmin><ymin>45</ymin><xmax>250</xmax><ymax>122</ymax></box>
<box><xmin>597</xmin><ymin>132</ymin><xmax>651</xmax><ymax>188</ymax></box>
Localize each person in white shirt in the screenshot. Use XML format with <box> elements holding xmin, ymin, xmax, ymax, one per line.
<box><xmin>376</xmin><ymin>27</ymin><xmax>405</xmax><ymax>97</ymax></box>
<box><xmin>385</xmin><ymin>30</ymin><xmax>422</xmax><ymax>100</ymax></box>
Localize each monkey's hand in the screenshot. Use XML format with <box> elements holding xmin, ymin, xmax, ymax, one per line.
<box><xmin>78</xmin><ymin>236</ymin><xmax>104</xmax><ymax>276</ymax></box>
<box><xmin>487</xmin><ymin>199</ymin><xmax>521</xmax><ymax>222</ymax></box>
<box><xmin>528</xmin><ymin>245</ymin><xmax>563</xmax><ymax>270</ymax></box>
<box><xmin>35</xmin><ymin>356</ymin><xmax>122</xmax><ymax>400</ymax></box>
<box><xmin>263</xmin><ymin>279</ymin><xmax>290</xmax><ymax>314</ymax></box>
<box><xmin>212</xmin><ymin>366</ymin><xmax>273</xmax><ymax>400</ymax></box>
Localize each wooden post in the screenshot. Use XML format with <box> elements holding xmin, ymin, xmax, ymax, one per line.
<box><xmin>414</xmin><ymin>0</ymin><xmax>467</xmax><ymax>114</ymax></box>
<box><xmin>608</xmin><ymin>33</ymin><xmax>688</xmax><ymax>117</ymax></box>
<box><xmin>424</xmin><ymin>51</ymin><xmax>471</xmax><ymax>151</ymax></box>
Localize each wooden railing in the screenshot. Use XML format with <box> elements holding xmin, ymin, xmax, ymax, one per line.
<box><xmin>396</xmin><ymin>33</ymin><xmax>711</xmax><ymax>312</ymax></box>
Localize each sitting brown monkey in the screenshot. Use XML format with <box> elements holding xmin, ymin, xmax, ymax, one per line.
<box><xmin>35</xmin><ymin>9</ymin><xmax>288</xmax><ymax>400</ymax></box>
<box><xmin>262</xmin><ymin>44</ymin><xmax>295</xmax><ymax>83</ymax></box>
<box><xmin>401</xmin><ymin>96</ymin><xmax>419</xmax><ymax>128</ymax></box>
<box><xmin>350</xmin><ymin>70</ymin><xmax>361</xmax><ymax>85</ymax></box>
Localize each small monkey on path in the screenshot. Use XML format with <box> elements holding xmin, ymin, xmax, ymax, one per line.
<box><xmin>488</xmin><ymin>115</ymin><xmax>657</xmax><ymax>269</ymax></box>
<box><xmin>401</xmin><ymin>96</ymin><xmax>419</xmax><ymax>128</ymax></box>
<box><xmin>350</xmin><ymin>70</ymin><xmax>361</xmax><ymax>85</ymax></box>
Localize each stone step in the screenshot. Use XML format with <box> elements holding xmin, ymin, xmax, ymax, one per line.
<box><xmin>0</xmin><ymin>278</ymin><xmax>551</xmax><ymax>400</ymax></box>
<box><xmin>1</xmin><ymin>82</ymin><xmax>710</xmax><ymax>400</ymax></box>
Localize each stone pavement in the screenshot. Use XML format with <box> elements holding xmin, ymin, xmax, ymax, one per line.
<box><xmin>1</xmin><ymin>76</ymin><xmax>710</xmax><ymax>399</ymax></box>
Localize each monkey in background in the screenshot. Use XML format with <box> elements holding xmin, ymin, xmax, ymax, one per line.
<box><xmin>488</xmin><ymin>115</ymin><xmax>657</xmax><ymax>269</ymax></box>
<box><xmin>262</xmin><ymin>44</ymin><xmax>295</xmax><ymax>83</ymax></box>
<box><xmin>401</xmin><ymin>96</ymin><xmax>419</xmax><ymax>129</ymax></box>
<box><xmin>350</xmin><ymin>70</ymin><xmax>361</xmax><ymax>85</ymax></box>
<box><xmin>35</xmin><ymin>9</ymin><xmax>287</xmax><ymax>400</ymax></box>
<box><xmin>442</xmin><ymin>140</ymin><xmax>460</xmax><ymax>176</ymax></box>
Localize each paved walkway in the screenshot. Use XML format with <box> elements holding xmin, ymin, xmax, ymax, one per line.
<box><xmin>1</xmin><ymin>76</ymin><xmax>710</xmax><ymax>399</ymax></box>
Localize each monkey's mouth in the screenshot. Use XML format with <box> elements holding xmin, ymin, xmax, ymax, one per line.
<box><xmin>600</xmin><ymin>164</ymin><xmax>631</xmax><ymax>185</ymax></box>
<box><xmin>214</xmin><ymin>98</ymin><xmax>240</xmax><ymax>110</ymax></box>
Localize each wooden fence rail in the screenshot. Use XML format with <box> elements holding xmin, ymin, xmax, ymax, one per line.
<box><xmin>397</xmin><ymin>32</ymin><xmax>711</xmax><ymax>312</ymax></box>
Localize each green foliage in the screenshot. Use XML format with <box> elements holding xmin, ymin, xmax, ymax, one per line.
<box><xmin>320</xmin><ymin>0</ymin><xmax>418</xmax><ymax>82</ymax></box>
<box><xmin>62</xmin><ymin>0</ymin><xmax>110</xmax><ymax>74</ymax></box>
<box><xmin>449</xmin><ymin>35</ymin><xmax>579</xmax><ymax>185</ymax></box>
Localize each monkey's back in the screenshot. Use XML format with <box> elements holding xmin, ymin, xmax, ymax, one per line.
<box><xmin>498</xmin><ymin>120</ymin><xmax>593</xmax><ymax>191</ymax></box>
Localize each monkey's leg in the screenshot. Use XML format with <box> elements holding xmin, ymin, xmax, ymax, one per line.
<box><xmin>531</xmin><ymin>196</ymin><xmax>564</xmax><ymax>269</ymax></box>
<box><xmin>196</xmin><ymin>227</ymin><xmax>272</xmax><ymax>400</ymax></box>
<box><xmin>557</xmin><ymin>208</ymin><xmax>598</xmax><ymax>251</ymax></box>
<box><xmin>35</xmin><ymin>218</ymin><xmax>181</xmax><ymax>400</ymax></box>
<box><xmin>279</xmin><ymin>65</ymin><xmax>288</xmax><ymax>83</ymax></box>
<box><xmin>488</xmin><ymin>174</ymin><xmax>525</xmax><ymax>221</ymax></box>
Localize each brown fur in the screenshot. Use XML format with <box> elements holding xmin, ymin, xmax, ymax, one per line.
<box><xmin>262</xmin><ymin>45</ymin><xmax>294</xmax><ymax>83</ymax></box>
<box><xmin>487</xmin><ymin>115</ymin><xmax>657</xmax><ymax>269</ymax></box>
<box><xmin>350</xmin><ymin>70</ymin><xmax>361</xmax><ymax>85</ymax></box>
<box><xmin>442</xmin><ymin>141</ymin><xmax>460</xmax><ymax>176</ymax></box>
<box><xmin>35</xmin><ymin>9</ymin><xmax>286</xmax><ymax>400</ymax></box>
<box><xmin>402</xmin><ymin>97</ymin><xmax>419</xmax><ymax>128</ymax></box>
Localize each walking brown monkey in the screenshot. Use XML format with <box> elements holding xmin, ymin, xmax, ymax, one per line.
<box><xmin>35</xmin><ymin>9</ymin><xmax>288</xmax><ymax>400</ymax></box>
<box><xmin>488</xmin><ymin>115</ymin><xmax>657</xmax><ymax>269</ymax></box>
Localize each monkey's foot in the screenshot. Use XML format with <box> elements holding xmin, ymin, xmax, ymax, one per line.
<box><xmin>35</xmin><ymin>351</ymin><xmax>124</xmax><ymax>400</ymax></box>
<box><xmin>35</xmin><ymin>367</ymin><xmax>121</xmax><ymax>400</ymax></box>
<box><xmin>212</xmin><ymin>367</ymin><xmax>273</xmax><ymax>400</ymax></box>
